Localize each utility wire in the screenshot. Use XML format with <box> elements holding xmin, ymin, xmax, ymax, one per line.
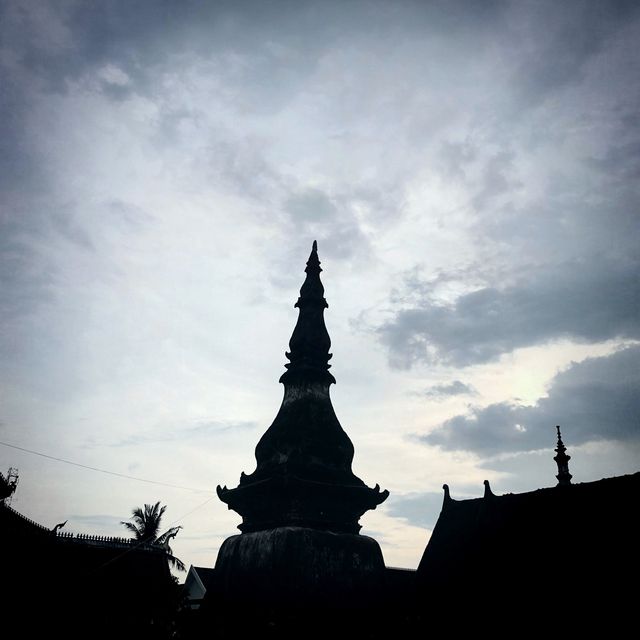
<box><xmin>0</xmin><ymin>440</ymin><xmax>214</xmax><ymax>494</ymax></box>
<box><xmin>166</xmin><ymin>494</ymin><xmax>218</xmax><ymax>528</ymax></box>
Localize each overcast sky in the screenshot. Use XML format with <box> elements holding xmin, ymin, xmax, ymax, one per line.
<box><xmin>1</xmin><ymin>0</ymin><xmax>639</xmax><ymax>571</ymax></box>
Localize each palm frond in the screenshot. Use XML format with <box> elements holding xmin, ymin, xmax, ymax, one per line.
<box><xmin>130</xmin><ymin>506</ymin><xmax>145</xmax><ymax>524</ymax></box>
<box><xmin>123</xmin><ymin>500</ymin><xmax>167</xmax><ymax>541</ymax></box>
<box><xmin>122</xmin><ymin>501</ymin><xmax>185</xmax><ymax>574</ymax></box>
<box><xmin>166</xmin><ymin>553</ymin><xmax>186</xmax><ymax>572</ymax></box>
<box><xmin>121</xmin><ymin>521</ymin><xmax>143</xmax><ymax>538</ymax></box>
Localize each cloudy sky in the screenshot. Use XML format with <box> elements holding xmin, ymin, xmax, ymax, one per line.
<box><xmin>1</xmin><ymin>0</ymin><xmax>639</xmax><ymax>572</ymax></box>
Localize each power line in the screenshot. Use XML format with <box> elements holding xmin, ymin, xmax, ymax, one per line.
<box><xmin>0</xmin><ymin>440</ymin><xmax>214</xmax><ymax>494</ymax></box>
<box><xmin>167</xmin><ymin>494</ymin><xmax>218</xmax><ymax>527</ymax></box>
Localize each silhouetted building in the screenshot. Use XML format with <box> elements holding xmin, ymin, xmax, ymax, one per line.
<box><xmin>183</xmin><ymin>565</ymin><xmax>216</xmax><ymax>610</ymax></box>
<box><xmin>176</xmin><ymin>565</ymin><xmax>218</xmax><ymax>638</ymax></box>
<box><xmin>205</xmin><ymin>241</ymin><xmax>389</xmax><ymax>633</ymax></box>
<box><xmin>0</xmin><ymin>483</ymin><xmax>177</xmax><ymax>639</ymax></box>
<box><xmin>417</xmin><ymin>450</ymin><xmax>639</xmax><ymax>630</ymax></box>
<box><xmin>199</xmin><ymin>244</ymin><xmax>638</xmax><ymax>636</ymax></box>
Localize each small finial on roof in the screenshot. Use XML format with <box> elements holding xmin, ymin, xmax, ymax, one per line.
<box><xmin>442</xmin><ymin>483</ymin><xmax>452</xmax><ymax>509</ymax></box>
<box><xmin>305</xmin><ymin>240</ymin><xmax>321</xmax><ymax>274</ymax></box>
<box><xmin>554</xmin><ymin>425</ymin><xmax>573</xmax><ymax>487</ymax></box>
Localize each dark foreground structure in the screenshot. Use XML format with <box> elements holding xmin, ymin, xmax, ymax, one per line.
<box><xmin>196</xmin><ymin>243</ymin><xmax>639</xmax><ymax>637</ymax></box>
<box><xmin>0</xmin><ymin>471</ymin><xmax>178</xmax><ymax>639</ymax></box>
<box><xmin>418</xmin><ymin>473</ymin><xmax>640</xmax><ymax>630</ymax></box>
<box><xmin>203</xmin><ymin>242</ymin><xmax>390</xmax><ymax>635</ymax></box>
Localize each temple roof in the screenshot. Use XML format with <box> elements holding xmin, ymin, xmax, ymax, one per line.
<box><xmin>417</xmin><ymin>472</ymin><xmax>640</xmax><ymax>592</ymax></box>
<box><xmin>0</xmin><ymin>500</ymin><xmax>167</xmax><ymax>552</ymax></box>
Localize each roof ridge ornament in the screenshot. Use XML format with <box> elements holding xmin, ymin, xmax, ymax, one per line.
<box><xmin>554</xmin><ymin>425</ymin><xmax>573</xmax><ymax>486</ymax></box>
<box><xmin>442</xmin><ymin>484</ymin><xmax>452</xmax><ymax>510</ymax></box>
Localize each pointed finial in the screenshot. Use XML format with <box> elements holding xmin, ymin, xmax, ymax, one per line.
<box><xmin>279</xmin><ymin>241</ymin><xmax>335</xmax><ymax>385</ymax></box>
<box><xmin>554</xmin><ymin>425</ymin><xmax>572</xmax><ymax>486</ymax></box>
<box><xmin>304</xmin><ymin>240</ymin><xmax>322</xmax><ymax>276</ymax></box>
<box><xmin>442</xmin><ymin>483</ymin><xmax>452</xmax><ymax>509</ymax></box>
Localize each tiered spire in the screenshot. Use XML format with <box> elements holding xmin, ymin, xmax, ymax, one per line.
<box><xmin>217</xmin><ymin>241</ymin><xmax>388</xmax><ymax>534</ymax></box>
<box><xmin>280</xmin><ymin>240</ymin><xmax>335</xmax><ymax>386</ymax></box>
<box><xmin>553</xmin><ymin>425</ymin><xmax>572</xmax><ymax>486</ymax></box>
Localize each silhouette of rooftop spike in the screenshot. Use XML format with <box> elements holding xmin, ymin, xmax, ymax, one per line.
<box><xmin>554</xmin><ymin>425</ymin><xmax>573</xmax><ymax>486</ymax></box>
<box><xmin>216</xmin><ymin>241</ymin><xmax>388</xmax><ymax>534</ymax></box>
<box><xmin>280</xmin><ymin>240</ymin><xmax>335</xmax><ymax>386</ymax></box>
<box><xmin>442</xmin><ymin>484</ymin><xmax>452</xmax><ymax>509</ymax></box>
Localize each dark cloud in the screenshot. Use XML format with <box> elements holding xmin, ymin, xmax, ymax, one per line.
<box><xmin>0</xmin><ymin>2</ymin><xmax>367</xmax><ymax>95</ymax></box>
<box><xmin>268</xmin><ymin>221</ymin><xmax>371</xmax><ymax>293</ymax></box>
<box><xmin>106</xmin><ymin>200</ymin><xmax>156</xmax><ymax>230</ymax></box>
<box><xmin>50</xmin><ymin>211</ymin><xmax>95</xmax><ymax>251</ymax></box>
<box><xmin>284</xmin><ymin>189</ymin><xmax>337</xmax><ymax>222</ymax></box>
<box><xmin>471</xmin><ymin>150</ymin><xmax>521</xmax><ymax>212</ymax></box>
<box><xmin>423</xmin><ymin>345</ymin><xmax>640</xmax><ymax>455</ymax></box>
<box><xmin>201</xmin><ymin>133</ymin><xmax>286</xmax><ymax>201</ymax></box>
<box><xmin>481</xmin><ymin>198</ymin><xmax>639</xmax><ymax>267</ymax></box>
<box><xmin>2</xmin><ymin>1</ymin><xmax>638</xmax><ymax>354</ymax></box>
<box><xmin>587</xmin><ymin>139</ymin><xmax>640</xmax><ymax>181</ymax></box>
<box><xmin>505</xmin><ymin>1</ymin><xmax>637</xmax><ymax>104</ymax></box>
<box><xmin>319</xmin><ymin>221</ymin><xmax>369</xmax><ymax>261</ymax></box>
<box><xmin>0</xmin><ymin>207</ymin><xmax>57</xmax><ymax>326</ymax></box>
<box><xmin>0</xmin><ymin>196</ymin><xmax>154</xmax><ymax>340</ymax></box>
<box><xmin>0</xmin><ymin>75</ymin><xmax>40</xmax><ymax>193</ymax></box>
<box><xmin>5</xmin><ymin>0</ymin><xmax>628</xmax><ymax>121</ymax></box>
<box><xmin>378</xmin><ymin>257</ymin><xmax>640</xmax><ymax>368</ymax></box>
<box><xmin>267</xmin><ymin>183</ymin><xmax>380</xmax><ymax>290</ymax></box>
<box><xmin>436</xmin><ymin>139</ymin><xmax>477</xmax><ymax>182</ymax></box>
<box><xmin>412</xmin><ymin>380</ymin><xmax>477</xmax><ymax>400</ymax></box>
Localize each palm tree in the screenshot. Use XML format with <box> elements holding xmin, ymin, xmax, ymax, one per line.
<box><xmin>121</xmin><ymin>501</ymin><xmax>186</xmax><ymax>572</ymax></box>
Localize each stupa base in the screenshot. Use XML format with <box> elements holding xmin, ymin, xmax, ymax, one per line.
<box><xmin>212</xmin><ymin>526</ymin><xmax>386</xmax><ymax>610</ymax></box>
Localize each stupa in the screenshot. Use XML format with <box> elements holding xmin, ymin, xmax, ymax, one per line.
<box><xmin>213</xmin><ymin>241</ymin><xmax>388</xmax><ymax>611</ymax></box>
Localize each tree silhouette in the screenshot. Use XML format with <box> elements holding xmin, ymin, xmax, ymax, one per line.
<box><xmin>121</xmin><ymin>501</ymin><xmax>186</xmax><ymax>572</ymax></box>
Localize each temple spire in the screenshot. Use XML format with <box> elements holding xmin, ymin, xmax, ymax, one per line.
<box><xmin>280</xmin><ymin>240</ymin><xmax>335</xmax><ymax>386</ymax></box>
<box><xmin>554</xmin><ymin>425</ymin><xmax>572</xmax><ymax>487</ymax></box>
<box><xmin>216</xmin><ymin>241</ymin><xmax>388</xmax><ymax>535</ymax></box>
